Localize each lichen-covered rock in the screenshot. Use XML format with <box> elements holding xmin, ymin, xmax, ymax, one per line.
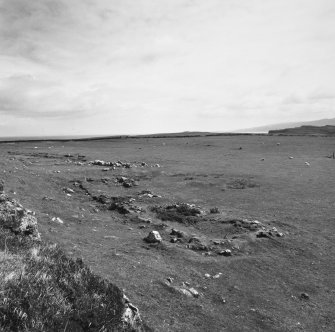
<box><xmin>122</xmin><ymin>294</ymin><xmax>143</xmax><ymax>330</ymax></box>
<box><xmin>0</xmin><ymin>194</ymin><xmax>40</xmax><ymax>240</ymax></box>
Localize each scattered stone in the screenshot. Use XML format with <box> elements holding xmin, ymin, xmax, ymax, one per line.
<box><xmin>136</xmin><ymin>216</ymin><xmax>152</xmax><ymax>223</ymax></box>
<box><xmin>91</xmin><ymin>160</ymin><xmax>150</xmax><ymax>169</ymax></box>
<box><xmin>204</xmin><ymin>273</ymin><xmax>211</xmax><ymax>278</ymax></box>
<box><xmin>138</xmin><ymin>190</ymin><xmax>161</xmax><ymax>198</ymax></box>
<box><xmin>144</xmin><ymin>231</ymin><xmax>162</xmax><ymax>243</ymax></box>
<box><xmin>219</xmin><ymin>249</ymin><xmax>232</xmax><ymax>256</ymax></box>
<box><xmin>42</xmin><ymin>196</ymin><xmax>54</xmax><ymax>201</ymax></box>
<box><xmin>52</xmin><ymin>217</ymin><xmax>64</xmax><ymax>224</ymax></box>
<box><xmin>92</xmin><ymin>160</ymin><xmax>105</xmax><ymax>166</ymax></box>
<box><xmin>108</xmin><ymin>197</ymin><xmax>144</xmax><ymax>214</ymax></box>
<box><xmin>168</xmin><ymin>283</ymin><xmax>200</xmax><ymax>298</ymax></box>
<box><xmin>170</xmin><ymin>228</ymin><xmax>186</xmax><ymax>238</ymax></box>
<box><xmin>256</xmin><ymin>226</ymin><xmax>284</xmax><ymax>238</ymax></box>
<box><xmin>170</xmin><ymin>238</ymin><xmax>178</xmax><ymax>243</ymax></box>
<box><xmin>188</xmin><ymin>288</ymin><xmax>199</xmax><ymax>298</ymax></box>
<box><xmin>213</xmin><ymin>273</ymin><xmax>222</xmax><ymax>279</ymax></box>
<box><xmin>300</xmin><ymin>292</ymin><xmax>310</xmax><ymax>300</ymax></box>
<box><xmin>187</xmin><ymin>237</ymin><xmax>208</xmax><ymax>251</ymax></box>
<box><xmin>117</xmin><ymin>177</ymin><xmax>138</xmax><ymax>188</ymax></box>
<box><xmin>176</xmin><ymin>288</ymin><xmax>193</xmax><ymax>297</ymax></box>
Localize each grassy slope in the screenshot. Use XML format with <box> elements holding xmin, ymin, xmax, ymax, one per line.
<box><xmin>0</xmin><ymin>135</ymin><xmax>334</xmax><ymax>331</ymax></box>
<box><xmin>0</xmin><ymin>209</ymin><xmax>145</xmax><ymax>331</ymax></box>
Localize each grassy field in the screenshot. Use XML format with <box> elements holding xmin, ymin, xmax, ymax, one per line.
<box><xmin>0</xmin><ymin>135</ymin><xmax>334</xmax><ymax>331</ymax></box>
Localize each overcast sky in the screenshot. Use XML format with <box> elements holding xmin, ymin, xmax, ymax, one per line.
<box><xmin>0</xmin><ymin>0</ymin><xmax>334</xmax><ymax>136</ymax></box>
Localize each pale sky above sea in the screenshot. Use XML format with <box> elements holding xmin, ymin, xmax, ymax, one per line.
<box><xmin>0</xmin><ymin>0</ymin><xmax>334</xmax><ymax>136</ymax></box>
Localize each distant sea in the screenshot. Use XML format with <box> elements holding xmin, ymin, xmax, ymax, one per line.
<box><xmin>0</xmin><ymin>135</ymin><xmax>96</xmax><ymax>142</ymax></box>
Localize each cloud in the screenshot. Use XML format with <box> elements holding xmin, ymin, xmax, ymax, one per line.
<box><xmin>0</xmin><ymin>0</ymin><xmax>335</xmax><ymax>135</ymax></box>
<box><xmin>308</xmin><ymin>91</ymin><xmax>335</xmax><ymax>101</ymax></box>
<box><xmin>282</xmin><ymin>94</ymin><xmax>305</xmax><ymax>105</ymax></box>
<box><xmin>0</xmin><ymin>74</ymin><xmax>93</xmax><ymax>118</ymax></box>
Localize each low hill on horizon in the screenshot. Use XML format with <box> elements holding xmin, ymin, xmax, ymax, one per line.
<box><xmin>269</xmin><ymin>125</ymin><xmax>335</xmax><ymax>136</ymax></box>
<box><xmin>235</xmin><ymin>117</ymin><xmax>335</xmax><ymax>133</ymax></box>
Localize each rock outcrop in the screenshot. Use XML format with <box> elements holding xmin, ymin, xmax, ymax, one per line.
<box><xmin>0</xmin><ymin>193</ymin><xmax>40</xmax><ymax>240</ymax></box>
<box><xmin>144</xmin><ymin>231</ymin><xmax>162</xmax><ymax>243</ymax></box>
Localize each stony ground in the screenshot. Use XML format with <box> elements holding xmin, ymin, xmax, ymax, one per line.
<box><xmin>0</xmin><ymin>135</ymin><xmax>334</xmax><ymax>331</ymax></box>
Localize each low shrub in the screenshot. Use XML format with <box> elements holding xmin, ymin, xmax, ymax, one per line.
<box><xmin>0</xmin><ymin>244</ymin><xmax>134</xmax><ymax>331</ymax></box>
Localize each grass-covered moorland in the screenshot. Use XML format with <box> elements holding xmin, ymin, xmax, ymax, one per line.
<box><xmin>0</xmin><ymin>134</ymin><xmax>335</xmax><ymax>331</ymax></box>
<box><xmin>0</xmin><ymin>195</ymin><xmax>145</xmax><ymax>331</ymax></box>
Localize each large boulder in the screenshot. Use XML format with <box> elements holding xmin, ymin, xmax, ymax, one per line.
<box><xmin>144</xmin><ymin>231</ymin><xmax>162</xmax><ymax>243</ymax></box>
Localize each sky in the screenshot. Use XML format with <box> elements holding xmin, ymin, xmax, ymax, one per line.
<box><xmin>0</xmin><ymin>0</ymin><xmax>335</xmax><ymax>136</ymax></box>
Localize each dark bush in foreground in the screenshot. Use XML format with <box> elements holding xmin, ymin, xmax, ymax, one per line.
<box><xmin>0</xmin><ymin>244</ymin><xmax>133</xmax><ymax>331</ymax></box>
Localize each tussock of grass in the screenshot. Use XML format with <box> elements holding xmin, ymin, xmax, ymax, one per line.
<box><xmin>227</xmin><ymin>178</ymin><xmax>259</xmax><ymax>189</ymax></box>
<box><xmin>0</xmin><ymin>243</ymin><xmax>135</xmax><ymax>331</ymax></box>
